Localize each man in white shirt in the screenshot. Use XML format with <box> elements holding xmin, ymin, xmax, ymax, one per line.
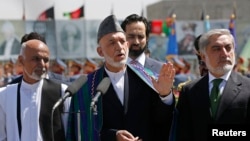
<box><xmin>0</xmin><ymin>37</ymin><xmax>70</xmax><ymax>141</ymax></box>
<box><xmin>121</xmin><ymin>14</ymin><xmax>164</xmax><ymax>78</ymax></box>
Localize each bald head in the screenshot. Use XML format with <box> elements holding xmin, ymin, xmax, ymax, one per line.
<box><xmin>20</xmin><ymin>39</ymin><xmax>50</xmax><ymax>57</ymax></box>
<box><xmin>19</xmin><ymin>39</ymin><xmax>50</xmax><ymax>84</ymax></box>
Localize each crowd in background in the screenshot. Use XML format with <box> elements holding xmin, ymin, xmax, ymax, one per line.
<box><xmin>0</xmin><ymin>57</ymin><xmax>102</xmax><ymax>87</ymax></box>
<box><xmin>1</xmin><ymin>49</ymin><xmax>250</xmax><ymax>88</ymax></box>
<box><xmin>1</xmin><ymin>12</ymin><xmax>250</xmax><ymax>141</ymax></box>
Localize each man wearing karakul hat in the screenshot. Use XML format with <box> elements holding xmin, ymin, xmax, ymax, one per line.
<box><xmin>66</xmin><ymin>15</ymin><xmax>175</xmax><ymax>141</ymax></box>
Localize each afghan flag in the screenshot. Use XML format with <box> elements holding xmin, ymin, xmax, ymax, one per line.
<box><xmin>162</xmin><ymin>17</ymin><xmax>173</xmax><ymax>36</ymax></box>
<box><xmin>37</xmin><ymin>6</ymin><xmax>54</xmax><ymax>20</ymax></box>
<box><xmin>204</xmin><ymin>15</ymin><xmax>210</xmax><ymax>32</ymax></box>
<box><xmin>166</xmin><ymin>17</ymin><xmax>178</xmax><ymax>60</ymax></box>
<box><xmin>229</xmin><ymin>14</ymin><xmax>237</xmax><ymax>50</ymax></box>
<box><xmin>150</xmin><ymin>20</ymin><xmax>162</xmax><ymax>35</ymax></box>
<box><xmin>63</xmin><ymin>5</ymin><xmax>84</xmax><ymax>19</ymax></box>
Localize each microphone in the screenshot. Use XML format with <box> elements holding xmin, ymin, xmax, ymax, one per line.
<box><xmin>52</xmin><ymin>75</ymin><xmax>88</xmax><ymax>110</ymax></box>
<box><xmin>90</xmin><ymin>77</ymin><xmax>111</xmax><ymax>108</ymax></box>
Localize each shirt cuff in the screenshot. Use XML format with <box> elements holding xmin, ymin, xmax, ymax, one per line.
<box><xmin>159</xmin><ymin>92</ymin><xmax>173</xmax><ymax>105</ymax></box>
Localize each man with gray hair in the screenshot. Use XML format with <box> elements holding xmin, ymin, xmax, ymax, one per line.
<box><xmin>0</xmin><ymin>37</ymin><xmax>70</xmax><ymax>141</ymax></box>
<box><xmin>66</xmin><ymin>14</ymin><xmax>175</xmax><ymax>141</ymax></box>
<box><xmin>175</xmin><ymin>29</ymin><xmax>250</xmax><ymax>141</ymax></box>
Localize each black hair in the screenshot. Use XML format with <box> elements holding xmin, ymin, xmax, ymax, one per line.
<box><xmin>193</xmin><ymin>34</ymin><xmax>202</xmax><ymax>60</ymax></box>
<box><xmin>121</xmin><ymin>14</ymin><xmax>150</xmax><ymax>38</ymax></box>
<box><xmin>21</xmin><ymin>32</ymin><xmax>46</xmax><ymax>44</ymax></box>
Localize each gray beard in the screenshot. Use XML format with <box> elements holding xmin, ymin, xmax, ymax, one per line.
<box><xmin>24</xmin><ymin>67</ymin><xmax>47</xmax><ymax>81</ymax></box>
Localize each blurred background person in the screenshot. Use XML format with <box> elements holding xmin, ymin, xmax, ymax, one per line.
<box><xmin>68</xmin><ymin>59</ymin><xmax>82</xmax><ymax>82</ymax></box>
<box><xmin>1</xmin><ymin>61</ymin><xmax>14</xmax><ymax>86</ymax></box>
<box><xmin>82</xmin><ymin>58</ymin><xmax>98</xmax><ymax>75</ymax></box>
<box><xmin>178</xmin><ymin>23</ymin><xmax>197</xmax><ymax>55</ymax></box>
<box><xmin>194</xmin><ymin>34</ymin><xmax>208</xmax><ymax>77</ymax></box>
<box><xmin>49</xmin><ymin>58</ymin><xmax>70</xmax><ymax>83</ymax></box>
<box><xmin>0</xmin><ymin>21</ymin><xmax>20</xmax><ymax>57</ymax></box>
<box><xmin>245</xmin><ymin>58</ymin><xmax>250</xmax><ymax>78</ymax></box>
<box><xmin>233</xmin><ymin>56</ymin><xmax>247</xmax><ymax>75</ymax></box>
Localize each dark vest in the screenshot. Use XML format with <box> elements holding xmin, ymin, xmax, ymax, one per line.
<box><xmin>39</xmin><ymin>79</ymin><xmax>66</xmax><ymax>141</ymax></box>
<box><xmin>17</xmin><ymin>79</ymin><xmax>66</xmax><ymax>141</ymax></box>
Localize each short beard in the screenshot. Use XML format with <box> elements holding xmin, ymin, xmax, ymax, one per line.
<box><xmin>24</xmin><ymin>67</ymin><xmax>47</xmax><ymax>81</ymax></box>
<box><xmin>206</xmin><ymin>57</ymin><xmax>235</xmax><ymax>76</ymax></box>
<box><xmin>103</xmin><ymin>51</ymin><xmax>128</xmax><ymax>68</ymax></box>
<box><xmin>129</xmin><ymin>44</ymin><xmax>147</xmax><ymax>58</ymax></box>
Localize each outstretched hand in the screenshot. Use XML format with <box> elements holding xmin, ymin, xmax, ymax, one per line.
<box><xmin>152</xmin><ymin>62</ymin><xmax>175</xmax><ymax>97</ymax></box>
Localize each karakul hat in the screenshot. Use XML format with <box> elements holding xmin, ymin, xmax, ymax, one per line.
<box><xmin>97</xmin><ymin>15</ymin><xmax>124</xmax><ymax>43</ymax></box>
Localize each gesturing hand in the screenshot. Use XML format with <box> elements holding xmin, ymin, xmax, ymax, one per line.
<box><xmin>152</xmin><ymin>62</ymin><xmax>175</xmax><ymax>97</ymax></box>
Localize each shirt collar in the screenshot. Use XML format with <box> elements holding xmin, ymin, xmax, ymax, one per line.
<box><xmin>21</xmin><ymin>79</ymin><xmax>43</xmax><ymax>91</ymax></box>
<box><xmin>127</xmin><ymin>53</ymin><xmax>146</xmax><ymax>66</ymax></box>
<box><xmin>105</xmin><ymin>67</ymin><xmax>126</xmax><ymax>82</ymax></box>
<box><xmin>208</xmin><ymin>70</ymin><xmax>232</xmax><ymax>83</ymax></box>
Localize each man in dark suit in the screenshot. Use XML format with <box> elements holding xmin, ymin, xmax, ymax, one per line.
<box><xmin>176</xmin><ymin>29</ymin><xmax>250</xmax><ymax>141</ymax></box>
<box><xmin>121</xmin><ymin>14</ymin><xmax>164</xmax><ymax>78</ymax></box>
<box><xmin>66</xmin><ymin>15</ymin><xmax>175</xmax><ymax>141</ymax></box>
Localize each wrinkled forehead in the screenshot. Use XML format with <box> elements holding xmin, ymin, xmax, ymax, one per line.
<box><xmin>99</xmin><ymin>32</ymin><xmax>126</xmax><ymax>43</ymax></box>
<box><xmin>25</xmin><ymin>39</ymin><xmax>48</xmax><ymax>49</ymax></box>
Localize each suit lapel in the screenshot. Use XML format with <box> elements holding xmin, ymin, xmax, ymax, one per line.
<box><xmin>193</xmin><ymin>75</ymin><xmax>211</xmax><ymax>119</ymax></box>
<box><xmin>216</xmin><ymin>72</ymin><xmax>241</xmax><ymax>119</ymax></box>
<box><xmin>123</xmin><ymin>70</ymin><xmax>129</xmax><ymax>114</ymax></box>
<box><xmin>144</xmin><ymin>57</ymin><xmax>160</xmax><ymax>78</ymax></box>
<box><xmin>127</xmin><ymin>64</ymin><xmax>157</xmax><ymax>92</ymax></box>
<box><xmin>144</xmin><ymin>58</ymin><xmax>153</xmax><ymax>71</ymax></box>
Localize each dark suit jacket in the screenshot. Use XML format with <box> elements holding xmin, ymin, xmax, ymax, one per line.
<box><xmin>101</xmin><ymin>66</ymin><xmax>174</xmax><ymax>141</ymax></box>
<box><xmin>176</xmin><ymin>71</ymin><xmax>250</xmax><ymax>141</ymax></box>
<box><xmin>144</xmin><ymin>57</ymin><xmax>164</xmax><ymax>75</ymax></box>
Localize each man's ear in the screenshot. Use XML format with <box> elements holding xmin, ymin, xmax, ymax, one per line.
<box><xmin>97</xmin><ymin>46</ymin><xmax>104</xmax><ymax>57</ymax></box>
<box><xmin>200</xmin><ymin>52</ymin><xmax>205</xmax><ymax>62</ymax></box>
<box><xmin>18</xmin><ymin>56</ymin><xmax>24</xmax><ymax>66</ymax></box>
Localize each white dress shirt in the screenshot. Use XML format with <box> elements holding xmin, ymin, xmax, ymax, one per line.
<box><xmin>0</xmin><ymin>79</ymin><xmax>70</xmax><ymax>141</ymax></box>
<box><xmin>208</xmin><ymin>70</ymin><xmax>232</xmax><ymax>97</ymax></box>
<box><xmin>105</xmin><ymin>68</ymin><xmax>126</xmax><ymax>105</ymax></box>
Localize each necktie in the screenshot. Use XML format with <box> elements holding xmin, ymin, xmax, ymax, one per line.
<box><xmin>210</xmin><ymin>78</ymin><xmax>223</xmax><ymax>118</ymax></box>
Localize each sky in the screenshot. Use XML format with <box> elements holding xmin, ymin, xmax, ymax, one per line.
<box><xmin>85</xmin><ymin>0</ymin><xmax>161</xmax><ymax>20</ymax></box>
<box><xmin>0</xmin><ymin>0</ymin><xmax>161</xmax><ymax>20</ymax></box>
